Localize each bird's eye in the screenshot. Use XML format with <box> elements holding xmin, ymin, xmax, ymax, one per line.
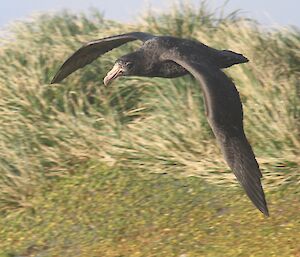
<box><xmin>125</xmin><ymin>62</ymin><xmax>133</xmax><ymax>68</ymax></box>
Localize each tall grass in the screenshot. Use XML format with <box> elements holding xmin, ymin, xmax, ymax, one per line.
<box><xmin>0</xmin><ymin>2</ymin><xmax>299</xmax><ymax>211</ymax></box>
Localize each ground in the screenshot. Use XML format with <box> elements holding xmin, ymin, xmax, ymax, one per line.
<box><xmin>0</xmin><ymin>162</ymin><xmax>299</xmax><ymax>257</ymax></box>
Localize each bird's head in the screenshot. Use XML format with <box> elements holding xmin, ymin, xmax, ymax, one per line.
<box><xmin>104</xmin><ymin>53</ymin><xmax>144</xmax><ymax>86</ymax></box>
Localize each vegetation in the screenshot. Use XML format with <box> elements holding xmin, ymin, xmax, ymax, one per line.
<box><xmin>0</xmin><ymin>163</ymin><xmax>299</xmax><ymax>257</ymax></box>
<box><xmin>0</xmin><ymin>1</ymin><xmax>299</xmax><ymax>256</ymax></box>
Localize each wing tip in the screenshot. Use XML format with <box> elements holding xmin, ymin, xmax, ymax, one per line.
<box><xmin>251</xmin><ymin>189</ymin><xmax>270</xmax><ymax>217</ymax></box>
<box><xmin>50</xmin><ymin>73</ymin><xmax>63</xmax><ymax>84</ymax></box>
<box><xmin>240</xmin><ymin>177</ymin><xmax>270</xmax><ymax>217</ymax></box>
<box><xmin>50</xmin><ymin>78</ymin><xmax>57</xmax><ymax>84</ymax></box>
<box><xmin>259</xmin><ymin>205</ymin><xmax>270</xmax><ymax>217</ymax></box>
<box><xmin>50</xmin><ymin>79</ymin><xmax>58</xmax><ymax>84</ymax></box>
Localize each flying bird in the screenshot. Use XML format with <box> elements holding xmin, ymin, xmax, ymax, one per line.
<box><xmin>51</xmin><ymin>32</ymin><xmax>269</xmax><ymax>216</ymax></box>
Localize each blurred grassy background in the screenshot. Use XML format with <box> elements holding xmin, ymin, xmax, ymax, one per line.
<box><xmin>0</xmin><ymin>1</ymin><xmax>299</xmax><ymax>256</ymax></box>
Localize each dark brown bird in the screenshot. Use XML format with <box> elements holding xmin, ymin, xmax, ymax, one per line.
<box><xmin>51</xmin><ymin>32</ymin><xmax>269</xmax><ymax>216</ymax></box>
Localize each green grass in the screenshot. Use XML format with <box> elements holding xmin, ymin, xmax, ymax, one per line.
<box><xmin>0</xmin><ymin>162</ymin><xmax>299</xmax><ymax>257</ymax></box>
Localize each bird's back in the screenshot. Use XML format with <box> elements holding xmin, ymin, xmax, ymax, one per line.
<box><xmin>143</xmin><ymin>36</ymin><xmax>248</xmax><ymax>70</ymax></box>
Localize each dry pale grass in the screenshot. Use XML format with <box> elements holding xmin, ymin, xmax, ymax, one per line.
<box><xmin>0</xmin><ymin>2</ymin><xmax>299</xmax><ymax>211</ymax></box>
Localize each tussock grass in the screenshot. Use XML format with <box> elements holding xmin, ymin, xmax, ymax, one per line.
<box><xmin>0</xmin><ymin>2</ymin><xmax>299</xmax><ymax>211</ymax></box>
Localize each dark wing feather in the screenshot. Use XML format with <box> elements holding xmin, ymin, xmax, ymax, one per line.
<box><xmin>161</xmin><ymin>51</ymin><xmax>269</xmax><ymax>216</ymax></box>
<box><xmin>51</xmin><ymin>32</ymin><xmax>154</xmax><ymax>83</ymax></box>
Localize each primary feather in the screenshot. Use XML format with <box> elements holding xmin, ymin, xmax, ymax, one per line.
<box><xmin>161</xmin><ymin>51</ymin><xmax>269</xmax><ymax>216</ymax></box>
<box><xmin>51</xmin><ymin>32</ymin><xmax>268</xmax><ymax>216</ymax></box>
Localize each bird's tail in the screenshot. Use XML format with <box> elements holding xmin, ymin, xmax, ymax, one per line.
<box><xmin>218</xmin><ymin>50</ymin><xmax>249</xmax><ymax>68</ymax></box>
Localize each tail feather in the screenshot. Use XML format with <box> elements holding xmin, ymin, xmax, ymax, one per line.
<box><xmin>218</xmin><ymin>50</ymin><xmax>249</xmax><ymax>68</ymax></box>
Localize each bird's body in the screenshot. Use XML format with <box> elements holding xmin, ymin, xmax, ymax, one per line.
<box><xmin>51</xmin><ymin>32</ymin><xmax>269</xmax><ymax>216</ymax></box>
<box><xmin>105</xmin><ymin>36</ymin><xmax>248</xmax><ymax>78</ymax></box>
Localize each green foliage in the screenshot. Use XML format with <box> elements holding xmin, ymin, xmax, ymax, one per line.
<box><xmin>0</xmin><ymin>2</ymin><xmax>299</xmax><ymax>213</ymax></box>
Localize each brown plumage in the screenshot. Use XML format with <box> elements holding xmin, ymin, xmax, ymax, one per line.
<box><xmin>52</xmin><ymin>32</ymin><xmax>269</xmax><ymax>216</ymax></box>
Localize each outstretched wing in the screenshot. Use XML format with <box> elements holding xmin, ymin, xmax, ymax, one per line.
<box><xmin>161</xmin><ymin>51</ymin><xmax>269</xmax><ymax>216</ymax></box>
<box><xmin>51</xmin><ymin>32</ymin><xmax>154</xmax><ymax>83</ymax></box>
